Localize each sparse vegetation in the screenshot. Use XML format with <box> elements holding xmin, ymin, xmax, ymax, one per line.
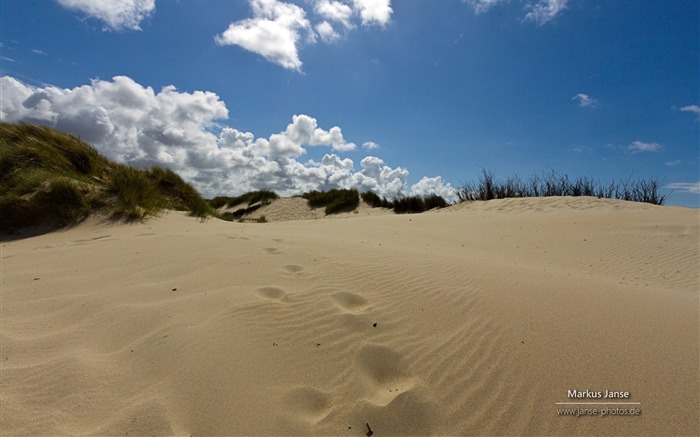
<box><xmin>209</xmin><ymin>189</ymin><xmax>279</xmax><ymax>209</ymax></box>
<box><xmin>1</xmin><ymin>122</ymin><xmax>215</xmax><ymax>233</ymax></box>
<box><xmin>456</xmin><ymin>169</ymin><xmax>669</xmax><ymax>205</ymax></box>
<box><xmin>236</xmin><ymin>215</ymin><xmax>267</xmax><ymax>223</ymax></box>
<box><xmin>303</xmin><ymin>189</ymin><xmax>360</xmax><ymax>214</ymax></box>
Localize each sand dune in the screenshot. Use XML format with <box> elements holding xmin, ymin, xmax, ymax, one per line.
<box><xmin>1</xmin><ymin>197</ymin><xmax>698</xmax><ymax>436</ymax></box>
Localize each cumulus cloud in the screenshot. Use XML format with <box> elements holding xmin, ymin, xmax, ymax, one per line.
<box><xmin>315</xmin><ymin>0</ymin><xmax>354</xmax><ymax>29</ymax></box>
<box><xmin>524</xmin><ymin>0</ymin><xmax>568</xmax><ymax>25</ymax></box>
<box><xmin>1</xmin><ymin>75</ymin><xmax>451</xmax><ymax>200</ymax></box>
<box><xmin>214</xmin><ymin>0</ymin><xmax>314</xmax><ymax>71</ymax></box>
<box><xmin>216</xmin><ymin>0</ymin><xmax>393</xmax><ymax>70</ymax></box>
<box><xmin>410</xmin><ymin>176</ymin><xmax>455</xmax><ymax>200</ymax></box>
<box><xmin>572</xmin><ymin>93</ymin><xmax>598</xmax><ymax>108</ymax></box>
<box><xmin>362</xmin><ymin>141</ymin><xmax>379</xmax><ymax>150</ymax></box>
<box><xmin>353</xmin><ymin>0</ymin><xmax>393</xmax><ymax>27</ymax></box>
<box><xmin>56</xmin><ymin>0</ymin><xmax>156</xmax><ymax>31</ymax></box>
<box><xmin>465</xmin><ymin>0</ymin><xmax>508</xmax><ymax>14</ymax></box>
<box><xmin>628</xmin><ymin>140</ymin><xmax>662</xmax><ymax>153</ymax></box>
<box><xmin>664</xmin><ymin>182</ymin><xmax>700</xmax><ymax>194</ymax></box>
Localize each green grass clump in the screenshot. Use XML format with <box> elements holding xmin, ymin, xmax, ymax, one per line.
<box><xmin>108</xmin><ymin>165</ymin><xmax>163</xmax><ymax>220</ymax></box>
<box><xmin>303</xmin><ymin>189</ymin><xmax>360</xmax><ymax>214</ymax></box>
<box><xmin>1</xmin><ymin>122</ymin><xmax>217</xmax><ymax>234</ymax></box>
<box><xmin>422</xmin><ymin>194</ymin><xmax>449</xmax><ymax>210</ymax></box>
<box><xmin>392</xmin><ymin>196</ymin><xmax>439</xmax><ymax>214</ymax></box>
<box><xmin>212</xmin><ymin>189</ymin><xmax>279</xmax><ymax>208</ymax></box>
<box><xmin>361</xmin><ymin>191</ymin><xmax>393</xmax><ymax>208</ymax></box>
<box><xmin>361</xmin><ymin>190</ymin><xmax>448</xmax><ymax>214</ymax></box>
<box><xmin>147</xmin><ymin>167</ymin><xmax>213</xmax><ymax>219</ymax></box>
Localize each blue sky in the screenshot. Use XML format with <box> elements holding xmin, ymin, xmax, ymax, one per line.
<box><xmin>1</xmin><ymin>0</ymin><xmax>698</xmax><ymax>206</ymax></box>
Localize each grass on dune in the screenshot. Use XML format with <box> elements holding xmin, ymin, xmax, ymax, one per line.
<box><xmin>0</xmin><ymin>122</ymin><xmax>215</xmax><ymax>233</ymax></box>
<box><xmin>456</xmin><ymin>168</ymin><xmax>669</xmax><ymax>205</ymax></box>
<box><xmin>361</xmin><ymin>191</ymin><xmax>449</xmax><ymax>214</ymax></box>
<box><xmin>303</xmin><ymin>189</ymin><xmax>360</xmax><ymax>214</ymax></box>
<box><xmin>208</xmin><ymin>189</ymin><xmax>279</xmax><ymax>209</ymax></box>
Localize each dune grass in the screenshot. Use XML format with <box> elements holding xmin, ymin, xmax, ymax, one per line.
<box><xmin>208</xmin><ymin>189</ymin><xmax>279</xmax><ymax>209</ymax></box>
<box><xmin>361</xmin><ymin>191</ymin><xmax>393</xmax><ymax>208</ymax></box>
<box><xmin>1</xmin><ymin>122</ymin><xmax>215</xmax><ymax>233</ymax></box>
<box><xmin>456</xmin><ymin>169</ymin><xmax>669</xmax><ymax>205</ymax></box>
<box><xmin>361</xmin><ymin>191</ymin><xmax>449</xmax><ymax>214</ymax></box>
<box><xmin>303</xmin><ymin>189</ymin><xmax>360</xmax><ymax>214</ymax></box>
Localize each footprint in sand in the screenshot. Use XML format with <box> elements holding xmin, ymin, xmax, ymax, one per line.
<box><xmin>354</xmin><ymin>346</ymin><xmax>439</xmax><ymax>434</ymax></box>
<box><xmin>282</xmin><ymin>387</ymin><xmax>332</xmax><ymax>422</ymax></box>
<box><xmin>356</xmin><ymin>344</ymin><xmax>416</xmax><ymax>405</ymax></box>
<box><xmin>263</xmin><ymin>247</ymin><xmax>281</xmax><ymax>254</ymax></box>
<box><xmin>283</xmin><ymin>265</ymin><xmax>304</xmax><ymax>274</ymax></box>
<box><xmin>255</xmin><ymin>287</ymin><xmax>289</xmax><ymax>302</ymax></box>
<box><xmin>330</xmin><ymin>292</ymin><xmax>368</xmax><ymax>313</ymax></box>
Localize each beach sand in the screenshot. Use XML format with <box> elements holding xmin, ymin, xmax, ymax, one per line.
<box><xmin>1</xmin><ymin>196</ymin><xmax>698</xmax><ymax>436</ymax></box>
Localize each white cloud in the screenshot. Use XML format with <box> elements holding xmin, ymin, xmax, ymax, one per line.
<box><xmin>572</xmin><ymin>93</ymin><xmax>598</xmax><ymax>108</ymax></box>
<box><xmin>465</xmin><ymin>0</ymin><xmax>508</xmax><ymax>14</ymax></box>
<box><xmin>628</xmin><ymin>140</ymin><xmax>662</xmax><ymax>153</ymax></box>
<box><xmin>664</xmin><ymin>182</ymin><xmax>700</xmax><ymax>194</ymax></box>
<box><xmin>674</xmin><ymin>104</ymin><xmax>700</xmax><ymax>120</ymax></box>
<box><xmin>216</xmin><ymin>0</ymin><xmax>392</xmax><ymax>70</ymax></box>
<box><xmin>524</xmin><ymin>0</ymin><xmax>568</xmax><ymax>25</ymax></box>
<box><xmin>315</xmin><ymin>0</ymin><xmax>354</xmax><ymax>29</ymax></box>
<box><xmin>665</xmin><ymin>160</ymin><xmax>681</xmax><ymax>166</ymax></box>
<box><xmin>353</xmin><ymin>0</ymin><xmax>393</xmax><ymax>27</ymax></box>
<box><xmin>362</xmin><ymin>141</ymin><xmax>379</xmax><ymax>150</ymax></box>
<box><xmin>0</xmin><ymin>75</ymin><xmax>451</xmax><ymax>200</ymax></box>
<box><xmin>679</xmin><ymin>104</ymin><xmax>700</xmax><ymax>114</ymax></box>
<box><xmin>56</xmin><ymin>0</ymin><xmax>156</xmax><ymax>31</ymax></box>
<box><xmin>281</xmin><ymin>114</ymin><xmax>356</xmax><ymax>152</ymax></box>
<box><xmin>214</xmin><ymin>0</ymin><xmax>314</xmax><ymax>71</ymax></box>
<box><xmin>466</xmin><ymin>0</ymin><xmax>569</xmax><ymax>25</ymax></box>
<box><xmin>410</xmin><ymin>176</ymin><xmax>456</xmax><ymax>202</ymax></box>
<box><xmin>316</xmin><ymin>21</ymin><xmax>340</xmax><ymax>43</ymax></box>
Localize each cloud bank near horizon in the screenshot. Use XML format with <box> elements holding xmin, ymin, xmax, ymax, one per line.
<box><xmin>0</xmin><ymin>75</ymin><xmax>454</xmax><ymax>200</ymax></box>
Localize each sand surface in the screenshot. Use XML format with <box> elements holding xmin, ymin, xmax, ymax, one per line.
<box><xmin>1</xmin><ymin>197</ymin><xmax>698</xmax><ymax>436</ymax></box>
